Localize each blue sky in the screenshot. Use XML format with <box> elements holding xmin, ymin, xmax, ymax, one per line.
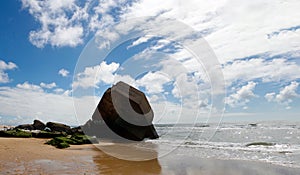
<box><xmin>0</xmin><ymin>0</ymin><xmax>299</xmax><ymax>125</ymax></box>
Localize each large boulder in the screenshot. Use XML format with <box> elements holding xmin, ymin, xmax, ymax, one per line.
<box><xmin>33</xmin><ymin>120</ymin><xmax>46</xmax><ymax>130</ymax></box>
<box><xmin>46</xmin><ymin>122</ymin><xmax>71</xmax><ymax>133</ymax></box>
<box><xmin>83</xmin><ymin>81</ymin><xmax>159</xmax><ymax>141</ymax></box>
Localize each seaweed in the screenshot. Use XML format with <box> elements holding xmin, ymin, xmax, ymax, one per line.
<box><xmin>45</xmin><ymin>134</ymin><xmax>98</xmax><ymax>149</ymax></box>
<box><xmin>0</xmin><ymin>129</ymin><xmax>32</xmax><ymax>138</ymax></box>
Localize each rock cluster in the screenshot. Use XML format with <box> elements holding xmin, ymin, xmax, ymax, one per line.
<box><xmin>15</xmin><ymin>120</ymin><xmax>82</xmax><ymax>134</ymax></box>
<box><xmin>12</xmin><ymin>82</ymin><xmax>159</xmax><ymax>142</ymax></box>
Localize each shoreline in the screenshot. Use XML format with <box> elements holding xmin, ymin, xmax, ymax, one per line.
<box><xmin>1</xmin><ymin>138</ymin><xmax>300</xmax><ymax>174</ymax></box>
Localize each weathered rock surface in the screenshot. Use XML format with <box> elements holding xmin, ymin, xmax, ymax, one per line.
<box><xmin>15</xmin><ymin>120</ymin><xmax>45</xmax><ymax>131</ymax></box>
<box><xmin>33</xmin><ymin>120</ymin><xmax>46</xmax><ymax>130</ymax></box>
<box><xmin>15</xmin><ymin>124</ymin><xmax>35</xmax><ymax>130</ymax></box>
<box><xmin>82</xmin><ymin>81</ymin><xmax>159</xmax><ymax>141</ymax></box>
<box><xmin>46</xmin><ymin>122</ymin><xmax>71</xmax><ymax>134</ymax></box>
<box><xmin>71</xmin><ymin>126</ymin><xmax>84</xmax><ymax>135</ymax></box>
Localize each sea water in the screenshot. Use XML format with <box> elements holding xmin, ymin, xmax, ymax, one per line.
<box><xmin>147</xmin><ymin>121</ymin><xmax>300</xmax><ymax>168</ymax></box>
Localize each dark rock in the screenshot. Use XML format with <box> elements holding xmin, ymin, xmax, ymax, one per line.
<box><xmin>83</xmin><ymin>81</ymin><xmax>159</xmax><ymax>141</ymax></box>
<box><xmin>46</xmin><ymin>122</ymin><xmax>71</xmax><ymax>134</ymax></box>
<box><xmin>15</xmin><ymin>124</ymin><xmax>35</xmax><ymax>130</ymax></box>
<box><xmin>15</xmin><ymin>120</ymin><xmax>46</xmax><ymax>131</ymax></box>
<box><xmin>33</xmin><ymin>120</ymin><xmax>46</xmax><ymax>130</ymax></box>
<box><xmin>249</xmin><ymin>123</ymin><xmax>257</xmax><ymax>127</ymax></box>
<box><xmin>71</xmin><ymin>126</ymin><xmax>84</xmax><ymax>135</ymax></box>
<box><xmin>245</xmin><ymin>142</ymin><xmax>275</xmax><ymax>147</ymax></box>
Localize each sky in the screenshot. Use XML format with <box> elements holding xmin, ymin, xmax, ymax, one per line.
<box><xmin>0</xmin><ymin>0</ymin><xmax>299</xmax><ymax>126</ymax></box>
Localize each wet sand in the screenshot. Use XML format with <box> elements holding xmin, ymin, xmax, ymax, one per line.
<box><xmin>1</xmin><ymin>138</ymin><xmax>300</xmax><ymax>174</ymax></box>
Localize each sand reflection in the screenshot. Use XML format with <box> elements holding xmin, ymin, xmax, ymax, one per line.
<box><xmin>93</xmin><ymin>152</ymin><xmax>161</xmax><ymax>174</ymax></box>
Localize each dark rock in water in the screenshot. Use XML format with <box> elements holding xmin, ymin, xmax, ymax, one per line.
<box><xmin>249</xmin><ymin>123</ymin><xmax>257</xmax><ymax>127</ymax></box>
<box><xmin>15</xmin><ymin>124</ymin><xmax>35</xmax><ymax>130</ymax></box>
<box><xmin>245</xmin><ymin>142</ymin><xmax>275</xmax><ymax>147</ymax></box>
<box><xmin>82</xmin><ymin>81</ymin><xmax>159</xmax><ymax>141</ymax></box>
<box><xmin>33</xmin><ymin>120</ymin><xmax>46</xmax><ymax>130</ymax></box>
<box><xmin>46</xmin><ymin>122</ymin><xmax>71</xmax><ymax>134</ymax></box>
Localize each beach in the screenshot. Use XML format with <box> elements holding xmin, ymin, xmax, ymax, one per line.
<box><xmin>1</xmin><ymin>138</ymin><xmax>300</xmax><ymax>175</ymax></box>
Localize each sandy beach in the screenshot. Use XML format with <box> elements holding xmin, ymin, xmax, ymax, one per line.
<box><xmin>1</xmin><ymin>138</ymin><xmax>300</xmax><ymax>174</ymax></box>
<box><xmin>0</xmin><ymin>138</ymin><xmax>100</xmax><ymax>174</ymax></box>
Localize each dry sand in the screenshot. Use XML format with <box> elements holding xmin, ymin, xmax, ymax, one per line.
<box><xmin>0</xmin><ymin>138</ymin><xmax>300</xmax><ymax>175</ymax></box>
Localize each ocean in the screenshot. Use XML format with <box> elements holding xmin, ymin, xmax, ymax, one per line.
<box><xmin>142</xmin><ymin>121</ymin><xmax>300</xmax><ymax>168</ymax></box>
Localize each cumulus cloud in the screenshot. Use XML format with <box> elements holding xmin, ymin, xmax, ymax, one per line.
<box><xmin>226</xmin><ymin>81</ymin><xmax>257</xmax><ymax>108</ymax></box>
<box><xmin>21</xmin><ymin>0</ymin><xmax>88</xmax><ymax>47</ymax></box>
<box><xmin>0</xmin><ymin>60</ymin><xmax>17</xmax><ymax>83</ymax></box>
<box><xmin>16</xmin><ymin>81</ymin><xmax>43</xmax><ymax>92</ymax></box>
<box><xmin>73</xmin><ymin>61</ymin><xmax>120</xmax><ymax>89</ymax></box>
<box><xmin>58</xmin><ymin>68</ymin><xmax>69</xmax><ymax>77</ymax></box>
<box><xmin>48</xmin><ymin>26</ymin><xmax>83</xmax><ymax>47</ymax></box>
<box><xmin>40</xmin><ymin>82</ymin><xmax>57</xmax><ymax>89</ymax></box>
<box><xmin>136</xmin><ymin>71</ymin><xmax>171</xmax><ymax>94</ymax></box>
<box><xmin>265</xmin><ymin>92</ymin><xmax>275</xmax><ymax>102</ymax></box>
<box><xmin>265</xmin><ymin>81</ymin><xmax>299</xmax><ymax>108</ymax></box>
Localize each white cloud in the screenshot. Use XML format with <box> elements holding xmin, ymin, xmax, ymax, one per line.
<box><xmin>53</xmin><ymin>88</ymin><xmax>64</xmax><ymax>94</ymax></box>
<box><xmin>58</xmin><ymin>68</ymin><xmax>70</xmax><ymax>77</ymax></box>
<box><xmin>22</xmin><ymin>0</ymin><xmax>300</xmax><ymax>62</ymax></box>
<box><xmin>127</xmin><ymin>36</ymin><xmax>152</xmax><ymax>49</ymax></box>
<box><xmin>0</xmin><ymin>84</ymin><xmax>97</xmax><ymax>125</ymax></box>
<box><xmin>223</xmin><ymin>58</ymin><xmax>300</xmax><ymax>86</ymax></box>
<box><xmin>73</xmin><ymin>61</ymin><xmax>120</xmax><ymax>89</ymax></box>
<box><xmin>0</xmin><ymin>60</ymin><xmax>17</xmax><ymax>83</ymax></box>
<box><xmin>50</xmin><ymin>26</ymin><xmax>83</xmax><ymax>47</ymax></box>
<box><xmin>121</xmin><ymin>0</ymin><xmax>300</xmax><ymax>63</ymax></box>
<box><xmin>16</xmin><ymin>81</ymin><xmax>43</xmax><ymax>92</ymax></box>
<box><xmin>0</xmin><ymin>60</ymin><xmax>17</xmax><ymax>70</ymax></box>
<box><xmin>40</xmin><ymin>82</ymin><xmax>57</xmax><ymax>89</ymax></box>
<box><xmin>20</xmin><ymin>0</ymin><xmax>300</xmax><ymax>121</ymax></box>
<box><xmin>136</xmin><ymin>71</ymin><xmax>171</xmax><ymax>94</ymax></box>
<box><xmin>21</xmin><ymin>0</ymin><xmax>88</xmax><ymax>47</ymax></box>
<box><xmin>265</xmin><ymin>92</ymin><xmax>275</xmax><ymax>102</ymax></box>
<box><xmin>226</xmin><ymin>81</ymin><xmax>257</xmax><ymax>108</ymax></box>
<box><xmin>265</xmin><ymin>81</ymin><xmax>299</xmax><ymax>108</ymax></box>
